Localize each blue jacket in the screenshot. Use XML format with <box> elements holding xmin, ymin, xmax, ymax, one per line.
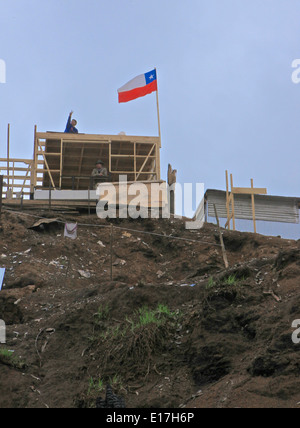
<box><xmin>64</xmin><ymin>114</ymin><xmax>78</xmax><ymax>133</ymax></box>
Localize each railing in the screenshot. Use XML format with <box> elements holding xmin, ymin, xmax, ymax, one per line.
<box><xmin>0</xmin><ymin>159</ymin><xmax>35</xmax><ymax>199</ymax></box>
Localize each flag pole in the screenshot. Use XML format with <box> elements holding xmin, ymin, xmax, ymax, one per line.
<box><xmin>155</xmin><ymin>68</ymin><xmax>162</xmax><ymax>148</ymax></box>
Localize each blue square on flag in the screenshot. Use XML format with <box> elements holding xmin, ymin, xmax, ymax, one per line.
<box><xmin>118</xmin><ymin>69</ymin><xmax>158</xmax><ymax>103</ymax></box>
<box><xmin>145</xmin><ymin>69</ymin><xmax>157</xmax><ymax>85</ymax></box>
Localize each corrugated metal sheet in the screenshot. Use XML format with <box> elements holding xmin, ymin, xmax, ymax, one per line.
<box><xmin>205</xmin><ymin>190</ymin><xmax>300</xmax><ymax>224</ymax></box>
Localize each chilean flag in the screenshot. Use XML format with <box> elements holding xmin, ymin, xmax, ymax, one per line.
<box><xmin>118</xmin><ymin>69</ymin><xmax>157</xmax><ymax>103</ymax></box>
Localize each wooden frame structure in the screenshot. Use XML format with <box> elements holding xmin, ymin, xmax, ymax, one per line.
<box><xmin>1</xmin><ymin>125</ymin><xmax>162</xmax><ymax>201</ymax></box>
<box><xmin>32</xmin><ymin>129</ymin><xmax>161</xmax><ymax>193</ymax></box>
<box><xmin>225</xmin><ymin>170</ymin><xmax>267</xmax><ymax>233</ymax></box>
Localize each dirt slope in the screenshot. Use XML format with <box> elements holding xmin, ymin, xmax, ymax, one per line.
<box><xmin>0</xmin><ymin>209</ymin><xmax>299</xmax><ymax>408</ymax></box>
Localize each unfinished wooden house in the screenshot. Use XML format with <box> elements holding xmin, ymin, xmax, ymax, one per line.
<box><xmin>0</xmin><ymin>125</ymin><xmax>167</xmax><ymax>211</ymax></box>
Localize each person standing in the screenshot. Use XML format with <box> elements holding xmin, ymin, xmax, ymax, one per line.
<box><xmin>64</xmin><ymin>111</ymin><xmax>78</xmax><ymax>133</ymax></box>
<box><xmin>91</xmin><ymin>161</ymin><xmax>108</xmax><ymax>189</ymax></box>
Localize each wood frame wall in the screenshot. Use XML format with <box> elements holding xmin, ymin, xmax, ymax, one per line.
<box><xmin>225</xmin><ymin>170</ymin><xmax>267</xmax><ymax>233</ymax></box>
<box><xmin>1</xmin><ymin>126</ymin><xmax>162</xmax><ymax>199</ymax></box>
<box><xmin>32</xmin><ymin>129</ymin><xmax>161</xmax><ymax>192</ymax></box>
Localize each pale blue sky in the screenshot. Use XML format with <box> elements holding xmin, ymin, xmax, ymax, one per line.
<box><xmin>1</xmin><ymin>0</ymin><xmax>300</xmax><ymax>217</ymax></box>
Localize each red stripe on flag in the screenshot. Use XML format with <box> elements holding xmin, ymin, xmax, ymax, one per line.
<box><xmin>118</xmin><ymin>79</ymin><xmax>157</xmax><ymax>103</ymax></box>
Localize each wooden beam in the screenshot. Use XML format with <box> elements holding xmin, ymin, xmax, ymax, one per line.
<box><xmin>225</xmin><ymin>170</ymin><xmax>267</xmax><ymax>234</ymax></box>
<box><xmin>36</xmin><ymin>132</ymin><xmax>160</xmax><ymax>145</ymax></box>
<box><xmin>214</xmin><ymin>204</ymin><xmax>229</xmax><ymax>269</ymax></box>
<box><xmin>37</xmin><ymin>142</ymin><xmax>56</xmax><ymax>189</ymax></box>
<box><xmin>136</xmin><ymin>144</ymin><xmax>155</xmax><ymax>180</ymax></box>
<box><xmin>232</xmin><ymin>187</ymin><xmax>267</xmax><ymax>195</ymax></box>
<box><xmin>230</xmin><ymin>173</ymin><xmax>236</xmax><ymax>230</ymax></box>
<box><xmin>0</xmin><ymin>158</ymin><xmax>32</xmax><ymax>164</ymax></box>
<box><xmin>134</xmin><ymin>142</ymin><xmax>137</xmax><ymax>181</ymax></box>
<box><xmin>7</xmin><ymin>124</ymin><xmax>10</xmax><ymax>191</ymax></box>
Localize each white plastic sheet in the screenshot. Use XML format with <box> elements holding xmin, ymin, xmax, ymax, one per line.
<box><xmin>0</xmin><ymin>268</ymin><xmax>5</xmax><ymax>291</ymax></box>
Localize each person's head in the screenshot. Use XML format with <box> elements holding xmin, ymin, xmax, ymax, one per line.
<box><xmin>96</xmin><ymin>160</ymin><xmax>104</xmax><ymax>169</ymax></box>
<box><xmin>71</xmin><ymin>119</ymin><xmax>77</xmax><ymax>127</ymax></box>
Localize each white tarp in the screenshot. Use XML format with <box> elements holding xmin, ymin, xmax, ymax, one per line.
<box><xmin>64</xmin><ymin>223</ymin><xmax>78</xmax><ymax>240</ymax></box>
<box><xmin>0</xmin><ymin>268</ymin><xmax>5</xmax><ymax>291</ymax></box>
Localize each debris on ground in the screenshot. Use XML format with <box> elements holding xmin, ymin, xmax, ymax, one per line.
<box><xmin>0</xmin><ymin>210</ymin><xmax>300</xmax><ymax>408</ymax></box>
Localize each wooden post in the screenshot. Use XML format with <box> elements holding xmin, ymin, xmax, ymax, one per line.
<box><xmin>230</xmin><ymin>173</ymin><xmax>236</xmax><ymax>231</ymax></box>
<box><xmin>214</xmin><ymin>204</ymin><xmax>229</xmax><ymax>269</ymax></box>
<box><xmin>7</xmin><ymin>124</ymin><xmax>10</xmax><ymax>194</ymax></box>
<box><xmin>168</xmin><ymin>164</ymin><xmax>177</xmax><ymax>216</ymax></box>
<box><xmin>251</xmin><ymin>178</ymin><xmax>257</xmax><ymax>233</ymax></box>
<box><xmin>225</xmin><ymin>170</ymin><xmax>267</xmax><ymax>234</ymax></box>
<box><xmin>0</xmin><ymin>176</ymin><xmax>3</xmax><ymax>218</ymax></box>
<box><xmin>30</xmin><ymin>125</ymin><xmax>37</xmax><ymax>199</ymax></box>
<box><xmin>225</xmin><ymin>170</ymin><xmax>230</xmax><ymax>230</ymax></box>
<box><xmin>59</xmin><ymin>139</ymin><xmax>63</xmax><ymax>189</ymax></box>
<box><xmin>49</xmin><ymin>183</ymin><xmax>52</xmax><ymax>212</ymax></box>
<box><xmin>110</xmin><ymin>224</ymin><xmax>113</xmax><ymax>281</ymax></box>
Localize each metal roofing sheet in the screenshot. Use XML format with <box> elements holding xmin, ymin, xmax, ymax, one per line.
<box><xmin>206</xmin><ymin>190</ymin><xmax>300</xmax><ymax>224</ymax></box>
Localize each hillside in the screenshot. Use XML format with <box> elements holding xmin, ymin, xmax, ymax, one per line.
<box><xmin>0</xmin><ymin>209</ymin><xmax>299</xmax><ymax>408</ymax></box>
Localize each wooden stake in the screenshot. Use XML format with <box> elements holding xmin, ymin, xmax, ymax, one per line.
<box><xmin>230</xmin><ymin>174</ymin><xmax>236</xmax><ymax>231</ymax></box>
<box><xmin>110</xmin><ymin>224</ymin><xmax>113</xmax><ymax>281</ymax></box>
<box><xmin>225</xmin><ymin>170</ymin><xmax>231</xmax><ymax>230</ymax></box>
<box><xmin>251</xmin><ymin>178</ymin><xmax>257</xmax><ymax>233</ymax></box>
<box><xmin>7</xmin><ymin>124</ymin><xmax>10</xmax><ymax>193</ymax></box>
<box><xmin>0</xmin><ymin>176</ymin><xmax>3</xmax><ymax>218</ymax></box>
<box><xmin>214</xmin><ymin>204</ymin><xmax>229</xmax><ymax>269</ymax></box>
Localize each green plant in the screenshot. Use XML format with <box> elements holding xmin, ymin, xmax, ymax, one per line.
<box><xmin>88</xmin><ymin>377</ymin><xmax>105</xmax><ymax>395</ymax></box>
<box><xmin>108</xmin><ymin>374</ymin><xmax>123</xmax><ymax>390</ymax></box>
<box><xmin>94</xmin><ymin>304</ymin><xmax>110</xmax><ymax>323</ymax></box>
<box><xmin>0</xmin><ymin>348</ymin><xmax>25</xmax><ymax>370</ymax></box>
<box><xmin>127</xmin><ymin>304</ymin><xmax>177</xmax><ymax>331</ymax></box>
<box><xmin>87</xmin><ymin>374</ymin><xmax>124</xmax><ymax>399</ymax></box>
<box><xmin>206</xmin><ymin>276</ymin><xmax>216</xmax><ymax>289</ymax></box>
<box><xmin>0</xmin><ymin>348</ymin><xmax>13</xmax><ymax>359</ymax></box>
<box><xmin>223</xmin><ymin>274</ymin><xmax>237</xmax><ymax>285</ymax></box>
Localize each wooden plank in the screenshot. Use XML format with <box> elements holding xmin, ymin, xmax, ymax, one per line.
<box><xmin>37</xmin><ymin>152</ymin><xmax>61</xmax><ymax>157</ymax></box>
<box><xmin>110</xmin><ymin>154</ymin><xmax>156</xmax><ymax>159</ymax></box>
<box><xmin>36</xmin><ymin>132</ymin><xmax>160</xmax><ymax>144</ymax></box>
<box><xmin>0</xmin><ymin>158</ymin><xmax>32</xmax><ymax>163</ymax></box>
<box><xmin>251</xmin><ymin>179</ymin><xmax>257</xmax><ymax>233</ymax></box>
<box><xmin>136</xmin><ymin>144</ymin><xmax>155</xmax><ymax>180</ymax></box>
<box><xmin>230</xmin><ymin>174</ymin><xmax>236</xmax><ymax>230</ymax></box>
<box><xmin>0</xmin><ymin>167</ymin><xmax>32</xmax><ymax>172</ymax></box>
<box><xmin>214</xmin><ymin>204</ymin><xmax>229</xmax><ymax>269</ymax></box>
<box><xmin>37</xmin><ymin>142</ymin><xmax>56</xmax><ymax>189</ymax></box>
<box><xmin>134</xmin><ymin>142</ymin><xmax>137</xmax><ymax>181</ymax></box>
<box><xmin>232</xmin><ymin>187</ymin><xmax>267</xmax><ymax>195</ymax></box>
<box><xmin>7</xmin><ymin>124</ymin><xmax>10</xmax><ymax>190</ymax></box>
<box><xmin>225</xmin><ymin>170</ymin><xmax>230</xmax><ymax>230</ymax></box>
<box><xmin>156</xmin><ymin>142</ymin><xmax>160</xmax><ymax>180</ymax></box>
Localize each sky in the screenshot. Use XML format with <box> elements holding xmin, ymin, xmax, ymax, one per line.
<box><xmin>0</xmin><ymin>0</ymin><xmax>300</xmax><ymax>219</ymax></box>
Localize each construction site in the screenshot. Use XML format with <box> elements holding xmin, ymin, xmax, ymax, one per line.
<box><xmin>0</xmin><ymin>120</ymin><xmax>300</xmax><ymax>409</ymax></box>
<box><xmin>0</xmin><ymin>125</ymin><xmax>166</xmax><ymax>212</ymax></box>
